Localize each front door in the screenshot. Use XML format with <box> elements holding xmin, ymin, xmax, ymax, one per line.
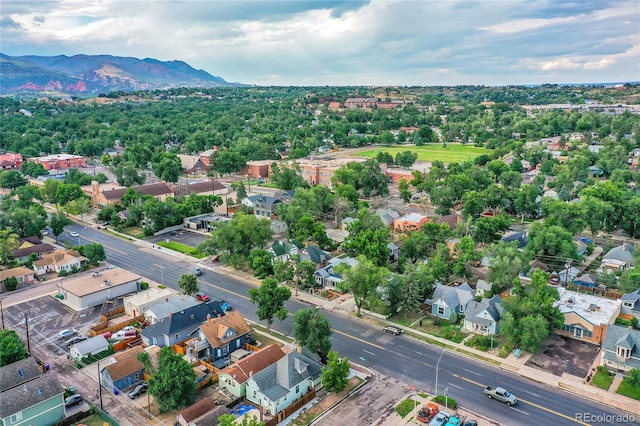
<box><xmin>575</xmin><ymin>328</ymin><xmax>583</xmax><ymax>338</ymax></box>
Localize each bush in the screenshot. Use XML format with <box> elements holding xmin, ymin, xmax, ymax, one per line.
<box><xmin>432</xmin><ymin>395</ymin><xmax>457</xmax><ymax>409</ymax></box>
<box><xmin>464</xmin><ymin>334</ymin><xmax>493</xmax><ymax>351</ymax></box>
<box><xmin>140</xmin><ymin>281</ymin><xmax>149</xmax><ymax>290</ymax></box>
<box><xmin>615</xmin><ymin>317</ymin><xmax>639</xmax><ymax>328</ymax></box>
<box><xmin>158</xmin><ymin>285</ymin><xmax>167</xmax><ymax>289</ymax></box>
<box><xmin>58</xmin><ymin>270</ymin><xmax>68</xmax><ymax>277</ymax></box>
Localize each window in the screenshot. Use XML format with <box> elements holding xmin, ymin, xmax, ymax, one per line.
<box><xmin>437</xmin><ymin>306</ymin><xmax>446</xmax><ymax>316</ymax></box>
<box><xmin>10</xmin><ymin>412</ymin><xmax>23</xmax><ymax>423</ymax></box>
<box><xmin>617</xmin><ymin>346</ymin><xmax>631</xmax><ymax>359</ymax></box>
<box><xmin>296</xmin><ymin>385</ymin><xmax>300</xmax><ymax>393</ymax></box>
<box><xmin>623</xmin><ymin>301</ymin><xmax>634</xmax><ymax>308</ymax></box>
<box><xmin>134</xmin><ymin>373</ymin><xmax>140</xmax><ymax>380</ymax></box>
<box><xmin>459</xmin><ymin>304</ymin><xmax>465</xmax><ymax>313</ymax></box>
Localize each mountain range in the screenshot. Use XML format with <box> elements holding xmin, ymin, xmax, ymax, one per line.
<box><xmin>0</xmin><ymin>53</ymin><xmax>236</xmax><ymax>95</ymax></box>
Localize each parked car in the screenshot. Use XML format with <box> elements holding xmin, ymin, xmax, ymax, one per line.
<box><xmin>128</xmin><ymin>383</ymin><xmax>148</xmax><ymax>399</ymax></box>
<box><xmin>65</xmin><ymin>336</ymin><xmax>87</xmax><ymax>347</ymax></box>
<box><xmin>463</xmin><ymin>421</ymin><xmax>478</xmax><ymax>426</ymax></box>
<box><xmin>194</xmin><ymin>267</ymin><xmax>202</xmax><ymax>276</ymax></box>
<box><xmin>444</xmin><ymin>416</ymin><xmax>461</xmax><ymax>426</ymax></box>
<box><xmin>59</xmin><ymin>329</ymin><xmax>78</xmax><ymax>339</ymax></box>
<box><xmin>417</xmin><ymin>403</ymin><xmax>439</xmax><ymax>423</ymax></box>
<box><xmin>196</xmin><ymin>291</ymin><xmax>210</xmax><ymax>302</ymax></box>
<box><xmin>102</xmin><ymin>221</ymin><xmax>110</xmax><ymax>226</ymax></box>
<box><xmin>69</xmin><ymin>231</ymin><xmax>79</xmax><ymax>237</ymax></box>
<box><xmin>383</xmin><ymin>326</ymin><xmax>404</xmax><ymax>335</ymax></box>
<box><xmin>484</xmin><ymin>386</ymin><xmax>517</xmax><ymax>406</ymax></box>
<box><xmin>64</xmin><ymin>394</ymin><xmax>83</xmax><ymax>408</ymax></box>
<box><xmin>428</xmin><ymin>412</ymin><xmax>449</xmax><ymax>426</ymax></box>
<box><xmin>218</xmin><ymin>299</ymin><xmax>232</xmax><ymax>311</ymax></box>
<box><xmin>112</xmin><ymin>329</ymin><xmax>137</xmax><ymax>341</ymax></box>
<box><xmin>211</xmin><ymin>254</ymin><xmax>220</xmax><ymax>262</ymax></box>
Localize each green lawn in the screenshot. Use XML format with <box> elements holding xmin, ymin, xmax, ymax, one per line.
<box><xmin>353</xmin><ymin>144</ymin><xmax>489</xmax><ymax>163</ymax></box>
<box><xmin>617</xmin><ymin>379</ymin><xmax>640</xmax><ymax>400</ymax></box>
<box><xmin>395</xmin><ymin>398</ymin><xmax>419</xmax><ymax>417</ymax></box>
<box><xmin>157</xmin><ymin>240</ymin><xmax>207</xmax><ymax>259</ymax></box>
<box><xmin>591</xmin><ymin>370</ymin><xmax>614</xmax><ymax>390</ymax></box>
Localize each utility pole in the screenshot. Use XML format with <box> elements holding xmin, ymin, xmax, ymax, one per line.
<box><xmin>0</xmin><ymin>298</ymin><xmax>4</xmax><ymax>329</ymax></box>
<box><xmin>97</xmin><ymin>359</ymin><xmax>103</xmax><ymax>410</ymax></box>
<box><xmin>24</xmin><ymin>313</ymin><xmax>31</xmax><ymax>353</ymax></box>
<box><xmin>435</xmin><ymin>348</ymin><xmax>444</xmax><ymax>397</ymax></box>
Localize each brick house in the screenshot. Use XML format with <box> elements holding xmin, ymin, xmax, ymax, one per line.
<box><xmin>27</xmin><ymin>154</ymin><xmax>86</xmax><ymax>170</ymax></box>
<box><xmin>0</xmin><ymin>153</ymin><xmax>23</xmax><ymax>170</ymax></box>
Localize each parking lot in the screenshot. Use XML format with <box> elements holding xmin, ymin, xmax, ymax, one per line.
<box><xmin>145</xmin><ymin>228</ymin><xmax>210</xmax><ymax>248</ymax></box>
<box><xmin>525</xmin><ymin>334</ymin><xmax>600</xmax><ymax>377</ymax></box>
<box><xmin>3</xmin><ymin>295</ymin><xmax>120</xmax><ymax>357</ymax></box>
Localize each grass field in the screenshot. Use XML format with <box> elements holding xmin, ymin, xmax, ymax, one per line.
<box><xmin>353</xmin><ymin>144</ymin><xmax>489</xmax><ymax>163</ymax></box>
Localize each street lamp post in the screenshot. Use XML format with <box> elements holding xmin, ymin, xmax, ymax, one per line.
<box><xmin>435</xmin><ymin>348</ymin><xmax>445</xmax><ymax>397</ymax></box>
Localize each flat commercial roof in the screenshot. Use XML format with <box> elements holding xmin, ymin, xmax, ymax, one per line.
<box><xmin>58</xmin><ymin>268</ymin><xmax>141</xmax><ymax>296</ymax></box>
<box><xmin>555</xmin><ymin>288</ymin><xmax>622</xmax><ymax>326</ymax></box>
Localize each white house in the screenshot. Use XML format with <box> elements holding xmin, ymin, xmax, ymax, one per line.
<box><xmin>33</xmin><ymin>249</ymin><xmax>87</xmax><ymax>276</ymax></box>
<box><xmin>123</xmin><ymin>287</ymin><xmax>176</xmax><ymax>317</ymax></box>
<box><xmin>70</xmin><ymin>335</ymin><xmax>109</xmax><ymax>361</ymax></box>
<box><xmin>143</xmin><ymin>295</ymin><xmax>200</xmax><ymax>325</ymax></box>
<box><xmin>463</xmin><ymin>295</ymin><xmax>503</xmax><ymax>336</ymax></box>
<box><xmin>475</xmin><ymin>279</ymin><xmax>492</xmax><ymax>297</ymax></box>
<box><xmin>56</xmin><ymin>268</ymin><xmax>141</xmax><ymax>312</ymax></box>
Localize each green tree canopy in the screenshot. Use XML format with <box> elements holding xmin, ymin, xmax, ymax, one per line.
<box><xmin>293</xmin><ymin>307</ymin><xmax>333</xmax><ymax>362</ymax></box>
<box><xmin>0</xmin><ymin>330</ymin><xmax>28</xmax><ymax>367</ymax></box>
<box><xmin>249</xmin><ymin>278</ymin><xmax>291</xmax><ymax>332</ymax></box>
<box><xmin>146</xmin><ymin>346</ymin><xmax>197</xmax><ymax>413</ymax></box>
<box><xmin>321</xmin><ymin>351</ymin><xmax>350</xmax><ymax>393</ymax></box>
<box><xmin>335</xmin><ymin>255</ymin><xmax>390</xmax><ymax>315</ymax></box>
<box><xmin>178</xmin><ymin>273</ymin><xmax>199</xmax><ymax>296</ymax></box>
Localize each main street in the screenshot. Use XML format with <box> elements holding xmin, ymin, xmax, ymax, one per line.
<box><xmin>60</xmin><ymin>225</ymin><xmax>636</xmax><ymax>426</ymax></box>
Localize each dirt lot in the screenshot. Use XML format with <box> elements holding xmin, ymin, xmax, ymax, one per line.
<box><xmin>525</xmin><ymin>334</ymin><xmax>600</xmax><ymax>377</ymax></box>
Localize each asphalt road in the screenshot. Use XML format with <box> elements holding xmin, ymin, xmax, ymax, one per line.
<box><xmin>59</xmin><ymin>225</ymin><xmax>637</xmax><ymax>426</ymax></box>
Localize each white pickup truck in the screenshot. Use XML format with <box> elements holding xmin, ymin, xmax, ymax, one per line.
<box><xmin>484</xmin><ymin>386</ymin><xmax>517</xmax><ymax>406</ymax></box>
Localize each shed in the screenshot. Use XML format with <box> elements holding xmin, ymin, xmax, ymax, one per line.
<box><xmin>70</xmin><ymin>335</ymin><xmax>109</xmax><ymax>360</ymax></box>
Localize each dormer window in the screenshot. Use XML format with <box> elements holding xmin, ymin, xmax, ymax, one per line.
<box><xmin>617</xmin><ymin>346</ymin><xmax>631</xmax><ymax>359</ymax></box>
<box><xmin>623</xmin><ymin>301</ymin><xmax>634</xmax><ymax>308</ymax></box>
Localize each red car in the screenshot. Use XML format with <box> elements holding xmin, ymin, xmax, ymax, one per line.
<box><xmin>196</xmin><ymin>292</ymin><xmax>210</xmax><ymax>302</ymax></box>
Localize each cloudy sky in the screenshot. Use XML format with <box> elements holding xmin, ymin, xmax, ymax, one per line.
<box><xmin>1</xmin><ymin>0</ymin><xmax>638</xmax><ymax>86</ymax></box>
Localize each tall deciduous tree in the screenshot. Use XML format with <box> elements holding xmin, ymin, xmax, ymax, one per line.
<box><xmin>0</xmin><ymin>230</ymin><xmax>20</xmax><ymax>264</ymax></box>
<box><xmin>343</xmin><ymin>209</ymin><xmax>390</xmax><ymax>267</ymax></box>
<box><xmin>486</xmin><ymin>241</ymin><xmax>525</xmax><ymax>295</ymax></box>
<box><xmin>153</xmin><ymin>154</ymin><xmax>181</xmax><ymax>183</ymax></box>
<box><xmin>178</xmin><ymin>273</ymin><xmax>199</xmax><ymax>296</ymax></box>
<box><xmin>321</xmin><ymin>351</ymin><xmax>350</xmax><ymax>393</ymax></box>
<box><xmin>0</xmin><ymin>330</ymin><xmax>28</xmax><ymax>367</ymax></box>
<box><xmin>525</xmin><ymin>221</ymin><xmax>579</xmax><ymax>261</ymax></box>
<box><xmin>293</xmin><ymin>307</ymin><xmax>332</xmax><ymax>362</ymax></box>
<box><xmin>249</xmin><ymin>278</ymin><xmax>291</xmax><ymax>332</ymax></box>
<box><xmin>199</xmin><ymin>213</ymin><xmax>273</xmax><ymax>264</ymax></box>
<box><xmin>293</xmin><ymin>259</ymin><xmax>316</xmax><ymax>294</ymax></box>
<box><xmin>336</xmin><ymin>255</ymin><xmax>390</xmax><ymax>316</ymax></box>
<box><xmin>143</xmin><ymin>346</ymin><xmax>197</xmax><ymax>413</ymax></box>
<box><xmin>78</xmin><ymin>243</ymin><xmax>106</xmax><ymax>265</ymax></box>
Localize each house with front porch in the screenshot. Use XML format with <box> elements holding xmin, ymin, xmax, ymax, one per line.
<box><xmin>298</xmin><ymin>246</ymin><xmax>331</xmax><ymax>268</ymax></box>
<box><xmin>425</xmin><ymin>283</ymin><xmax>475</xmax><ymax>321</ymax></box>
<box><xmin>600</xmin><ymin>325</ymin><xmax>640</xmax><ymax>373</ymax></box>
<box><xmin>242</xmin><ymin>195</ymin><xmax>282</xmax><ymax>219</ymax></box>
<box><xmin>462</xmin><ymin>295</ymin><xmax>504</xmax><ymax>336</ymax></box>
<box><xmin>268</xmin><ymin>240</ymin><xmax>300</xmax><ymax>263</ymax></box>
<box><xmin>0</xmin><ymin>266</ymin><xmax>35</xmax><ymax>291</ymax></box>
<box><xmin>185</xmin><ymin>311</ymin><xmax>253</xmax><ymax>368</ymax></box>
<box><xmin>12</xmin><ymin>237</ymin><xmax>55</xmax><ymax>263</ymax></box>
<box><xmin>554</xmin><ymin>288</ymin><xmax>622</xmax><ymax>345</ymax></box>
<box><xmin>245</xmin><ymin>351</ymin><xmax>322</xmax><ymax>416</ymax></box>
<box><xmin>600</xmin><ymin>243</ymin><xmax>636</xmax><ymax>273</ymax></box>
<box><xmin>314</xmin><ymin>257</ymin><xmax>358</xmax><ymax>288</ymax></box>
<box><xmin>218</xmin><ymin>344</ymin><xmax>286</xmax><ymax>398</ymax></box>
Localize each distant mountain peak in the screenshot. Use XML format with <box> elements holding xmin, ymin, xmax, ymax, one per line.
<box><xmin>0</xmin><ymin>53</ymin><xmax>237</xmax><ymax>96</ymax></box>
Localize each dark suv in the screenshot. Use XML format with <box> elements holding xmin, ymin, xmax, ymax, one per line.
<box><xmin>383</xmin><ymin>326</ymin><xmax>404</xmax><ymax>335</ymax></box>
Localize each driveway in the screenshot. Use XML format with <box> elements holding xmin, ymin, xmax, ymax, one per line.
<box><xmin>524</xmin><ymin>334</ymin><xmax>600</xmax><ymax>377</ymax></box>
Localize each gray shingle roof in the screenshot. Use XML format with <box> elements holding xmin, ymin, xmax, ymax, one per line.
<box><xmin>621</xmin><ymin>289</ymin><xmax>640</xmax><ymax>311</ymax></box>
<box><xmin>602</xmin><ymin>325</ymin><xmax>640</xmax><ymax>370</ymax></box>
<box><xmin>250</xmin><ymin>352</ymin><xmax>322</xmax><ymax>402</ymax></box>
<box><xmin>465</xmin><ymin>295</ymin><xmax>503</xmax><ymax>327</ymax></box>
<box><xmin>0</xmin><ymin>374</ymin><xmax>64</xmax><ymax>418</ymax></box>
<box><xmin>141</xmin><ymin>301</ymin><xmax>225</xmax><ymax>342</ymax></box>
<box><xmin>147</xmin><ymin>296</ymin><xmax>200</xmax><ymax>321</ymax></box>
<box><xmin>0</xmin><ymin>357</ymin><xmax>42</xmax><ymax>392</ymax></box>
<box><xmin>425</xmin><ymin>283</ymin><xmax>474</xmax><ymax>308</ymax></box>
<box><xmin>72</xmin><ymin>335</ymin><xmax>109</xmax><ymax>355</ymax></box>
<box><xmin>602</xmin><ymin>243</ymin><xmax>636</xmax><ymax>264</ymax></box>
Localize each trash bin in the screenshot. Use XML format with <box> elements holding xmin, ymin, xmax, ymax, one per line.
<box><xmin>44</xmin><ymin>364</ymin><xmax>50</xmax><ymax>371</ymax></box>
<box><xmin>114</xmin><ymin>389</ymin><xmax>119</xmax><ymax>395</ymax></box>
<box><xmin>514</xmin><ymin>348</ymin><xmax>521</xmax><ymax>359</ymax></box>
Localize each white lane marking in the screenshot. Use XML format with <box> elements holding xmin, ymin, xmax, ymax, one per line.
<box><xmin>363</xmin><ymin>349</ymin><xmax>375</xmax><ymax>356</ymax></box>
<box><xmin>448</xmin><ymin>383</ymin><xmax>463</xmax><ymax>390</ymax></box>
<box><xmin>464</xmin><ymin>369</ymin><xmax>482</xmax><ymax>376</ymax></box>
<box><xmin>510</xmin><ymin>407</ymin><xmax>530</xmax><ymax>415</ymax></box>
<box><xmin>523</xmin><ymin>390</ymin><xmax>541</xmax><ymax>397</ymax></box>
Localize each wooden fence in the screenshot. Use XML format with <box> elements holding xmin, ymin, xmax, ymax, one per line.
<box><xmin>263</xmin><ymin>388</ymin><xmax>316</xmax><ymax>426</ymax></box>
<box><xmin>89</xmin><ymin>314</ymin><xmax>145</xmax><ymax>336</ymax></box>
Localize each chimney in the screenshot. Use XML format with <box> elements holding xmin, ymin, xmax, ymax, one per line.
<box><xmin>207</xmin><ymin>314</ymin><xmax>211</xmax><ymax>322</ymax></box>
<box><xmin>169</xmin><ymin>312</ymin><xmax>172</xmax><ymax>317</ymax></box>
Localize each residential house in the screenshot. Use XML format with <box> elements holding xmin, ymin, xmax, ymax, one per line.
<box><xmin>393</xmin><ymin>213</ymin><xmax>429</xmax><ymax>232</ymax></box>
<box><xmin>0</xmin><ymin>153</ymin><xmax>23</xmax><ymax>170</ymax></box>
<box><xmin>475</xmin><ymin>279</ymin><xmax>492</xmax><ymax>297</ymax></box>
<box><xmin>314</xmin><ymin>257</ymin><xmax>358</xmax><ymax>288</ymax></box>
<box><xmin>0</xmin><ymin>358</ymin><xmax>43</xmax><ymax>392</ymax></box>
<box><xmin>573</xmin><ymin>274</ymin><xmax>599</xmax><ymax>290</ymax></box>
<box><xmin>377</xmin><ymin>208</ymin><xmax>401</xmax><ymax>227</ymax></box>
<box><xmin>242</xmin><ymin>195</ymin><xmax>282</xmax><ymax>218</ymax></box>
<box><xmin>143</xmin><ymin>295</ymin><xmax>200</xmax><ymax>325</ymax></box>
<box><xmin>123</xmin><ymin>287</ymin><xmax>176</xmax><ymax>317</ymax></box>
<box><xmin>298</xmin><ymin>246</ymin><xmax>331</xmax><ymax>268</ymax></box>
<box><xmin>600</xmin><ymin>243</ymin><xmax>636</xmax><ymax>272</ymax></box>
<box><xmin>554</xmin><ymin>288</ymin><xmax>622</xmax><ymax>345</ymax></box>
<box><xmin>425</xmin><ymin>283</ymin><xmax>475</xmax><ymax>321</ymax></box>
<box><xmin>341</xmin><ymin>217</ymin><xmax>356</xmax><ymax>231</ymax></box>
<box><xmin>0</xmin><ymin>267</ymin><xmax>35</xmax><ymax>291</ymax></box>
<box><xmin>186</xmin><ymin>311</ymin><xmax>254</xmax><ymax>368</ymax></box>
<box><xmin>437</xmin><ymin>213</ymin><xmax>463</xmax><ymax>230</ymax></box>
<box><xmin>0</xmin><ymin>374</ymin><xmax>65</xmax><ymax>426</ymax></box>
<box><xmin>387</xmin><ymin>242</ymin><xmax>400</xmax><ymax>263</ymax></box>
<box><xmin>12</xmin><ymin>237</ymin><xmax>55</xmax><ymax>263</ymax></box>
<box><xmin>32</xmin><ymin>249</ymin><xmax>87</xmax><ymax>276</ymax></box>
<box><xmin>176</xmin><ymin>398</ymin><xmax>229</xmax><ymax>426</ymax></box>
<box><xmin>501</xmin><ymin>231</ymin><xmax>528</xmax><ymax>249</ymax></box>
<box><xmin>140</xmin><ymin>301</ymin><xmax>226</xmax><ymax>348</ymax></box>
<box><xmin>600</xmin><ymin>325</ymin><xmax>640</xmax><ymax>373</ymax></box>
<box><xmin>70</xmin><ymin>335</ymin><xmax>109</xmax><ymax>361</ymax></box>
<box><xmin>268</xmin><ymin>240</ymin><xmax>300</xmax><ymax>263</ymax></box>
<box><xmin>56</xmin><ymin>268</ymin><xmax>141</xmax><ymax>312</ymax></box>
<box><xmin>245</xmin><ymin>351</ymin><xmax>323</xmax><ymax>416</ymax></box>
<box><xmin>92</xmin><ymin>181</ymin><xmax>173</xmax><ymax>207</ymax></box>
<box><xmin>100</xmin><ymin>346</ymin><xmax>146</xmax><ymax>394</ymax></box>
<box><xmin>218</xmin><ymin>344</ymin><xmax>287</xmax><ymax>398</ymax></box>
<box><xmin>558</xmin><ymin>266</ymin><xmax>580</xmax><ymax>285</ymax></box>
<box><xmin>183</xmin><ymin>213</ymin><xmax>230</xmax><ymax>231</ymax></box>
<box><xmin>177</xmin><ymin>154</ymin><xmax>207</xmax><ymax>175</ymax></box>
<box><xmin>463</xmin><ymin>295</ymin><xmax>504</xmax><ymax>336</ymax></box>
<box><xmin>271</xmin><ymin>219</ymin><xmax>287</xmax><ymax>234</ymax></box>
<box><xmin>620</xmin><ymin>289</ymin><xmax>640</xmax><ymax>319</ymax></box>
